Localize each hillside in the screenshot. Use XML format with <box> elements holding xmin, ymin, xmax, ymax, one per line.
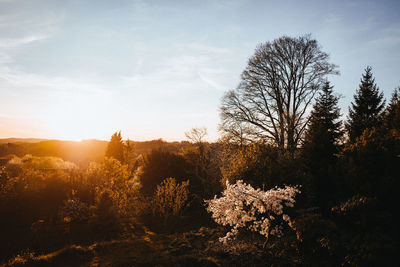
<box><xmin>0</xmin><ymin>138</ymin><xmax>50</xmax><ymax>144</ymax></box>
<box><xmin>0</xmin><ymin>138</ymin><xmax>192</xmax><ymax>166</ymax></box>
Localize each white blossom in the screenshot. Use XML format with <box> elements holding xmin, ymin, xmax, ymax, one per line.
<box><xmin>205</xmin><ymin>180</ymin><xmax>300</xmax><ymax>244</ymax></box>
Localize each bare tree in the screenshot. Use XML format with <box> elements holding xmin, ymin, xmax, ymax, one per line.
<box><xmin>185</xmin><ymin>127</ymin><xmax>208</xmax><ymax>144</ymax></box>
<box><xmin>220</xmin><ymin>35</ymin><xmax>338</xmax><ymax>153</ymax></box>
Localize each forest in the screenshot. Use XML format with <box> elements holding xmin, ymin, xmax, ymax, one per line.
<box><xmin>0</xmin><ymin>35</ymin><xmax>399</xmax><ymax>266</ymax></box>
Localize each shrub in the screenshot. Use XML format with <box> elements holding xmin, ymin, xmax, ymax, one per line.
<box><xmin>221</xmin><ymin>143</ymin><xmax>306</xmax><ymax>192</ymax></box>
<box><xmin>205</xmin><ymin>180</ymin><xmax>300</xmax><ymax>245</ymax></box>
<box><xmin>152</xmin><ymin>177</ymin><xmax>190</xmax><ymax>221</ymax></box>
<box><xmin>91</xmin><ymin>189</ymin><xmax>119</xmax><ymax>224</ymax></box>
<box><xmin>60</xmin><ymin>194</ymin><xmax>90</xmax><ymax>223</ymax></box>
<box><xmin>86</xmin><ymin>157</ymin><xmax>140</xmax><ymax>216</ymax></box>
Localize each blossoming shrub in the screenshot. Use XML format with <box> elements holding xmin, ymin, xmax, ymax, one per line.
<box><xmin>205</xmin><ymin>180</ymin><xmax>300</xmax><ymax>244</ymax></box>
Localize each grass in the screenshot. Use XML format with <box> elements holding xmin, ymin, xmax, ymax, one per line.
<box><xmin>2</xmin><ymin>222</ymin><xmax>223</xmax><ymax>267</ymax></box>
<box><xmin>2</xmin><ymin>219</ymin><xmax>301</xmax><ymax>266</ymax></box>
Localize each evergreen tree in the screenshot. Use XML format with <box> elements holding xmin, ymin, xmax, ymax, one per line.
<box><xmin>106</xmin><ymin>131</ymin><xmax>124</xmax><ymax>163</ymax></box>
<box><xmin>346</xmin><ymin>66</ymin><xmax>385</xmax><ymax>142</ymax></box>
<box><xmin>303</xmin><ymin>81</ymin><xmax>343</xmax><ymax>163</ymax></box>
<box><xmin>302</xmin><ymin>81</ymin><xmax>343</xmax><ymax>208</ymax></box>
<box><xmin>383</xmin><ymin>87</ymin><xmax>400</xmax><ymax>131</ymax></box>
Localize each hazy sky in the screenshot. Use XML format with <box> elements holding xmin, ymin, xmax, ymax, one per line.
<box><xmin>0</xmin><ymin>0</ymin><xmax>399</xmax><ymax>141</ymax></box>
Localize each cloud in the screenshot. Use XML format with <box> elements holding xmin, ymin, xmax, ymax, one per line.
<box><xmin>0</xmin><ymin>34</ymin><xmax>49</xmax><ymax>49</ymax></box>
<box><xmin>120</xmin><ymin>42</ymin><xmax>234</xmax><ymax>96</ymax></box>
<box><xmin>198</xmin><ymin>70</ymin><xmax>225</xmax><ymax>91</ymax></box>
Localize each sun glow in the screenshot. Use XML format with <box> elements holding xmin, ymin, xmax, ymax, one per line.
<box><xmin>42</xmin><ymin>92</ymin><xmax>115</xmax><ymax>141</ymax></box>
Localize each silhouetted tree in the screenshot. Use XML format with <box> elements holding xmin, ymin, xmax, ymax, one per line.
<box><xmin>303</xmin><ymin>81</ymin><xmax>343</xmax><ymax>161</ymax></box>
<box><xmin>302</xmin><ymin>81</ymin><xmax>343</xmax><ymax>208</ymax></box>
<box><xmin>346</xmin><ymin>67</ymin><xmax>385</xmax><ymax>142</ymax></box>
<box><xmin>185</xmin><ymin>127</ymin><xmax>207</xmax><ymax>144</ymax></box>
<box><xmin>106</xmin><ymin>131</ymin><xmax>124</xmax><ymax>163</ymax></box>
<box><xmin>220</xmin><ymin>35</ymin><xmax>338</xmax><ymax>153</ymax></box>
<box><xmin>383</xmin><ymin>87</ymin><xmax>400</xmax><ymax>131</ymax></box>
<box><xmin>124</xmin><ymin>138</ymin><xmax>137</xmax><ymax>169</ymax></box>
<box><xmin>183</xmin><ymin>128</ymin><xmax>222</xmax><ymax>198</ymax></box>
<box><xmin>139</xmin><ymin>149</ymin><xmax>192</xmax><ymax>195</ymax></box>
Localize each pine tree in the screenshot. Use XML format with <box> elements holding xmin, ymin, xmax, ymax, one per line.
<box><xmin>346</xmin><ymin>66</ymin><xmax>385</xmax><ymax>142</ymax></box>
<box><xmin>302</xmin><ymin>81</ymin><xmax>343</xmax><ymax>208</ymax></box>
<box><xmin>303</xmin><ymin>81</ymin><xmax>343</xmax><ymax>164</ymax></box>
<box><xmin>383</xmin><ymin>87</ymin><xmax>400</xmax><ymax>131</ymax></box>
<box><xmin>106</xmin><ymin>131</ymin><xmax>124</xmax><ymax>163</ymax></box>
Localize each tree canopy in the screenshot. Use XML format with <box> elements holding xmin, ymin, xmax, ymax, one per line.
<box><xmin>105</xmin><ymin>131</ymin><xmax>124</xmax><ymax>163</ymax></box>
<box><xmin>220</xmin><ymin>35</ymin><xmax>338</xmax><ymax>153</ymax></box>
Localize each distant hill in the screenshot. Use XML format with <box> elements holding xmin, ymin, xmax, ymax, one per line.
<box><xmin>0</xmin><ymin>138</ymin><xmax>50</xmax><ymax>144</ymax></box>
<box><xmin>0</xmin><ymin>138</ymin><xmax>192</xmax><ymax>167</ymax></box>
<box><xmin>0</xmin><ymin>139</ymin><xmax>108</xmax><ymax>167</ymax></box>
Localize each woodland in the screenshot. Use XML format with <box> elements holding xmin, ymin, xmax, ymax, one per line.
<box><xmin>0</xmin><ymin>35</ymin><xmax>399</xmax><ymax>266</ymax></box>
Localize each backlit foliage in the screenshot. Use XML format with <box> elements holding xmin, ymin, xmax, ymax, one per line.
<box><xmin>60</xmin><ymin>193</ymin><xmax>90</xmax><ymax>223</ymax></box>
<box><xmin>152</xmin><ymin>177</ymin><xmax>189</xmax><ymax>220</ymax></box>
<box><xmin>9</xmin><ymin>154</ymin><xmax>77</xmax><ymax>170</ymax></box>
<box><xmin>86</xmin><ymin>157</ymin><xmax>140</xmax><ymax>216</ymax></box>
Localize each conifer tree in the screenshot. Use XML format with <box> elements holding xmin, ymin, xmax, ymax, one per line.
<box><xmin>106</xmin><ymin>131</ymin><xmax>124</xmax><ymax>163</ymax></box>
<box><xmin>383</xmin><ymin>87</ymin><xmax>400</xmax><ymax>131</ymax></box>
<box><xmin>302</xmin><ymin>81</ymin><xmax>343</xmax><ymax>208</ymax></box>
<box><xmin>303</xmin><ymin>81</ymin><xmax>343</xmax><ymax>164</ymax></box>
<box><xmin>346</xmin><ymin>66</ymin><xmax>385</xmax><ymax>142</ymax></box>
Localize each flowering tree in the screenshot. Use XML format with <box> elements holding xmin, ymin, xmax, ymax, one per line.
<box><xmin>205</xmin><ymin>180</ymin><xmax>300</xmax><ymax>245</ymax></box>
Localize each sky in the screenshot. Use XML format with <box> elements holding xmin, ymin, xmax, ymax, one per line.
<box><xmin>0</xmin><ymin>0</ymin><xmax>399</xmax><ymax>141</ymax></box>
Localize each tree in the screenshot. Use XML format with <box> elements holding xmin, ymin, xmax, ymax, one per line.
<box><xmin>303</xmin><ymin>81</ymin><xmax>343</xmax><ymax>163</ymax></box>
<box><xmin>302</xmin><ymin>81</ymin><xmax>343</xmax><ymax>208</ymax></box>
<box><xmin>139</xmin><ymin>149</ymin><xmax>191</xmax><ymax>195</ymax></box>
<box><xmin>106</xmin><ymin>131</ymin><xmax>124</xmax><ymax>163</ymax></box>
<box><xmin>183</xmin><ymin>127</ymin><xmax>222</xmax><ymax>198</ymax></box>
<box><xmin>383</xmin><ymin>87</ymin><xmax>400</xmax><ymax>131</ymax></box>
<box><xmin>220</xmin><ymin>35</ymin><xmax>338</xmax><ymax>153</ymax></box>
<box><xmin>185</xmin><ymin>127</ymin><xmax>207</xmax><ymax>144</ymax></box>
<box><xmin>222</xmin><ymin>143</ymin><xmax>304</xmax><ymax>191</ymax></box>
<box><xmin>346</xmin><ymin>67</ymin><xmax>385</xmax><ymax>142</ymax></box>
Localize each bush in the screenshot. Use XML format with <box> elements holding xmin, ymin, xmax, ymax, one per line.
<box><xmin>59</xmin><ymin>194</ymin><xmax>90</xmax><ymax>223</ymax></box>
<box><xmin>90</xmin><ymin>189</ymin><xmax>119</xmax><ymax>227</ymax></box>
<box><xmin>222</xmin><ymin>143</ymin><xmax>307</xmax><ymax>192</ymax></box>
<box><xmin>152</xmin><ymin>177</ymin><xmax>190</xmax><ymax>221</ymax></box>
<box><xmin>85</xmin><ymin>157</ymin><xmax>140</xmax><ymax>216</ymax></box>
<box><xmin>205</xmin><ymin>180</ymin><xmax>300</xmax><ymax>245</ymax></box>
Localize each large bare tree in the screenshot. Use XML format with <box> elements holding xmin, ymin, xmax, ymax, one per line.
<box><xmin>220</xmin><ymin>35</ymin><xmax>338</xmax><ymax>153</ymax></box>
